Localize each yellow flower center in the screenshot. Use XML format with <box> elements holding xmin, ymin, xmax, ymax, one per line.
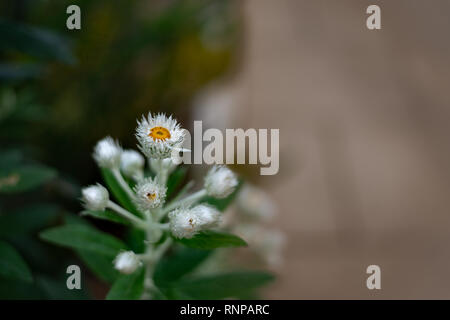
<box><xmin>149</xmin><ymin>126</ymin><xmax>171</xmax><ymax>141</ymax></box>
<box><xmin>146</xmin><ymin>192</ymin><xmax>157</xmax><ymax>200</ymax></box>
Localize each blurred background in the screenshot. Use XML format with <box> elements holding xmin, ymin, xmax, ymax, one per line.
<box><xmin>1</xmin><ymin>0</ymin><xmax>450</xmax><ymax>299</ymax></box>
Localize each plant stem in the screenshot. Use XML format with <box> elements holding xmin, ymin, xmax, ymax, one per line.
<box><xmin>107</xmin><ymin>201</ymin><xmax>146</xmax><ymax>228</ymax></box>
<box><xmin>112</xmin><ymin>168</ymin><xmax>135</xmax><ymax>199</ymax></box>
<box><xmin>161</xmin><ymin>189</ymin><xmax>207</xmax><ymax>216</ymax></box>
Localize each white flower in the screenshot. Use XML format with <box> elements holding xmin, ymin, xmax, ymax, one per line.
<box><xmin>237</xmin><ymin>184</ymin><xmax>277</xmax><ymax>222</ymax></box>
<box><xmin>113</xmin><ymin>251</ymin><xmax>141</xmax><ymax>274</ymax></box>
<box><xmin>133</xmin><ymin>177</ymin><xmax>166</xmax><ymax>211</ymax></box>
<box><xmin>169</xmin><ymin>205</ymin><xmax>221</xmax><ymax>239</ymax></box>
<box><xmin>136</xmin><ymin>113</ymin><xmax>185</xmax><ymax>159</ymax></box>
<box><xmin>204</xmin><ymin>165</ymin><xmax>238</xmax><ymax>198</ymax></box>
<box><xmin>93</xmin><ymin>136</ymin><xmax>122</xmax><ymax>168</ymax></box>
<box><xmin>81</xmin><ymin>184</ymin><xmax>109</xmax><ymax>211</ymax></box>
<box><xmin>194</xmin><ymin>204</ymin><xmax>221</xmax><ymax>228</ymax></box>
<box><xmin>120</xmin><ymin>150</ymin><xmax>144</xmax><ymax>179</ymax></box>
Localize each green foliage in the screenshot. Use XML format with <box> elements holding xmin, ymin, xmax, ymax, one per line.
<box><xmin>164</xmin><ymin>271</ymin><xmax>274</xmax><ymax>300</ymax></box>
<box><xmin>0</xmin><ymin>204</ymin><xmax>59</xmax><ymax>238</ymax></box>
<box><xmin>166</xmin><ymin>166</ymin><xmax>187</xmax><ymax>198</ymax></box>
<box><xmin>0</xmin><ymin>164</ymin><xmax>57</xmax><ymax>193</ymax></box>
<box><xmin>0</xmin><ymin>19</ymin><xmax>75</xmax><ymax>64</ymax></box>
<box><xmin>0</xmin><ymin>241</ymin><xmax>33</xmax><ymax>283</ymax></box>
<box><xmin>101</xmin><ymin>168</ymin><xmax>140</xmax><ymax>216</ymax></box>
<box><xmin>81</xmin><ymin>209</ymin><xmax>131</xmax><ymax>226</ymax></box>
<box><xmin>106</xmin><ymin>267</ymin><xmax>145</xmax><ymax>300</ymax></box>
<box><xmin>77</xmin><ymin>250</ymin><xmax>119</xmax><ymax>284</ymax></box>
<box><xmin>154</xmin><ymin>247</ymin><xmax>211</xmax><ymax>287</ymax></box>
<box><xmin>175</xmin><ymin>230</ymin><xmax>247</xmax><ymax>250</ymax></box>
<box><xmin>39</xmin><ymin>224</ymin><xmax>127</xmax><ymax>257</ymax></box>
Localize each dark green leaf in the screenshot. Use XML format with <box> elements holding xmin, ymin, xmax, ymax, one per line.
<box><xmin>0</xmin><ymin>164</ymin><xmax>56</xmax><ymax>193</ymax></box>
<box><xmin>0</xmin><ymin>63</ymin><xmax>43</xmax><ymax>81</ymax></box>
<box><xmin>106</xmin><ymin>267</ymin><xmax>145</xmax><ymax>300</ymax></box>
<box><xmin>39</xmin><ymin>224</ymin><xmax>127</xmax><ymax>257</ymax></box>
<box><xmin>77</xmin><ymin>250</ymin><xmax>119</xmax><ymax>284</ymax></box>
<box><xmin>154</xmin><ymin>247</ymin><xmax>211</xmax><ymax>287</ymax></box>
<box><xmin>124</xmin><ymin>228</ymin><xmax>146</xmax><ymax>254</ymax></box>
<box><xmin>0</xmin><ymin>204</ymin><xmax>60</xmax><ymax>238</ymax></box>
<box><xmin>0</xmin><ymin>19</ymin><xmax>75</xmax><ymax>64</ymax></box>
<box><xmin>101</xmin><ymin>168</ymin><xmax>140</xmax><ymax>216</ymax></box>
<box><xmin>166</xmin><ymin>166</ymin><xmax>187</xmax><ymax>198</ymax></box>
<box><xmin>0</xmin><ymin>241</ymin><xmax>32</xmax><ymax>283</ymax></box>
<box><xmin>175</xmin><ymin>230</ymin><xmax>247</xmax><ymax>250</ymax></box>
<box><xmin>203</xmin><ymin>180</ymin><xmax>242</xmax><ymax>211</ymax></box>
<box><xmin>168</xmin><ymin>271</ymin><xmax>274</xmax><ymax>299</ymax></box>
<box><xmin>81</xmin><ymin>209</ymin><xmax>130</xmax><ymax>226</ymax></box>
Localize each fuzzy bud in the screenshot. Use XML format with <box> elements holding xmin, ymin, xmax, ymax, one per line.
<box><xmin>204</xmin><ymin>165</ymin><xmax>238</xmax><ymax>198</ymax></box>
<box><xmin>81</xmin><ymin>184</ymin><xmax>109</xmax><ymax>211</ymax></box>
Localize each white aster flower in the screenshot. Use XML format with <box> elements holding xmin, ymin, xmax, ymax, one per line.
<box><xmin>81</xmin><ymin>184</ymin><xmax>109</xmax><ymax>211</ymax></box>
<box><xmin>136</xmin><ymin>113</ymin><xmax>185</xmax><ymax>159</ymax></box>
<box><xmin>113</xmin><ymin>251</ymin><xmax>141</xmax><ymax>274</ymax></box>
<box><xmin>204</xmin><ymin>165</ymin><xmax>238</xmax><ymax>198</ymax></box>
<box><xmin>93</xmin><ymin>136</ymin><xmax>122</xmax><ymax>168</ymax></box>
<box><xmin>120</xmin><ymin>149</ymin><xmax>144</xmax><ymax>179</ymax></box>
<box><xmin>133</xmin><ymin>177</ymin><xmax>166</xmax><ymax>211</ymax></box>
<box><xmin>169</xmin><ymin>205</ymin><xmax>221</xmax><ymax>239</ymax></box>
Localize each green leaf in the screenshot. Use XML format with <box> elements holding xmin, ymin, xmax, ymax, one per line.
<box><xmin>106</xmin><ymin>267</ymin><xmax>145</xmax><ymax>300</ymax></box>
<box><xmin>168</xmin><ymin>271</ymin><xmax>274</xmax><ymax>300</ymax></box>
<box><xmin>124</xmin><ymin>228</ymin><xmax>146</xmax><ymax>254</ymax></box>
<box><xmin>0</xmin><ymin>204</ymin><xmax>60</xmax><ymax>238</ymax></box>
<box><xmin>81</xmin><ymin>209</ymin><xmax>130</xmax><ymax>226</ymax></box>
<box><xmin>154</xmin><ymin>247</ymin><xmax>211</xmax><ymax>287</ymax></box>
<box><xmin>203</xmin><ymin>180</ymin><xmax>243</xmax><ymax>211</ymax></box>
<box><xmin>101</xmin><ymin>168</ymin><xmax>140</xmax><ymax>216</ymax></box>
<box><xmin>0</xmin><ymin>241</ymin><xmax>32</xmax><ymax>283</ymax></box>
<box><xmin>0</xmin><ymin>19</ymin><xmax>75</xmax><ymax>64</ymax></box>
<box><xmin>175</xmin><ymin>230</ymin><xmax>247</xmax><ymax>250</ymax></box>
<box><xmin>39</xmin><ymin>224</ymin><xmax>127</xmax><ymax>257</ymax></box>
<box><xmin>166</xmin><ymin>166</ymin><xmax>187</xmax><ymax>198</ymax></box>
<box><xmin>77</xmin><ymin>250</ymin><xmax>119</xmax><ymax>284</ymax></box>
<box><xmin>0</xmin><ymin>164</ymin><xmax>57</xmax><ymax>193</ymax></box>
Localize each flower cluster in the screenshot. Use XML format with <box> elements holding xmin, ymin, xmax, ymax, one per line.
<box><xmin>80</xmin><ymin>113</ymin><xmax>238</xmax><ymax>279</ymax></box>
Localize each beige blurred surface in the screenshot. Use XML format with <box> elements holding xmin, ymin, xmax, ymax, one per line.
<box><xmin>207</xmin><ymin>0</ymin><xmax>450</xmax><ymax>298</ymax></box>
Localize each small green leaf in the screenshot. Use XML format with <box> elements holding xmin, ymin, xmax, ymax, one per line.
<box><xmin>168</xmin><ymin>271</ymin><xmax>274</xmax><ymax>300</ymax></box>
<box><xmin>106</xmin><ymin>267</ymin><xmax>145</xmax><ymax>300</ymax></box>
<box><xmin>166</xmin><ymin>166</ymin><xmax>187</xmax><ymax>198</ymax></box>
<box><xmin>0</xmin><ymin>165</ymin><xmax>57</xmax><ymax>193</ymax></box>
<box><xmin>203</xmin><ymin>180</ymin><xmax>243</xmax><ymax>211</ymax></box>
<box><xmin>81</xmin><ymin>209</ymin><xmax>130</xmax><ymax>226</ymax></box>
<box><xmin>101</xmin><ymin>168</ymin><xmax>140</xmax><ymax>216</ymax></box>
<box><xmin>39</xmin><ymin>224</ymin><xmax>127</xmax><ymax>257</ymax></box>
<box><xmin>175</xmin><ymin>230</ymin><xmax>247</xmax><ymax>250</ymax></box>
<box><xmin>0</xmin><ymin>241</ymin><xmax>33</xmax><ymax>283</ymax></box>
<box><xmin>154</xmin><ymin>247</ymin><xmax>211</xmax><ymax>287</ymax></box>
<box><xmin>77</xmin><ymin>250</ymin><xmax>119</xmax><ymax>284</ymax></box>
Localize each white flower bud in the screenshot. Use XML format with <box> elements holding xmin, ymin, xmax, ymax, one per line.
<box><xmin>133</xmin><ymin>177</ymin><xmax>166</xmax><ymax>211</ymax></box>
<box><xmin>204</xmin><ymin>165</ymin><xmax>238</xmax><ymax>198</ymax></box>
<box><xmin>93</xmin><ymin>136</ymin><xmax>122</xmax><ymax>168</ymax></box>
<box><xmin>169</xmin><ymin>205</ymin><xmax>221</xmax><ymax>239</ymax></box>
<box><xmin>113</xmin><ymin>251</ymin><xmax>141</xmax><ymax>274</ymax></box>
<box><xmin>81</xmin><ymin>184</ymin><xmax>109</xmax><ymax>211</ymax></box>
<box><xmin>193</xmin><ymin>204</ymin><xmax>221</xmax><ymax>228</ymax></box>
<box><xmin>237</xmin><ymin>184</ymin><xmax>276</xmax><ymax>222</ymax></box>
<box><xmin>120</xmin><ymin>150</ymin><xmax>144</xmax><ymax>178</ymax></box>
